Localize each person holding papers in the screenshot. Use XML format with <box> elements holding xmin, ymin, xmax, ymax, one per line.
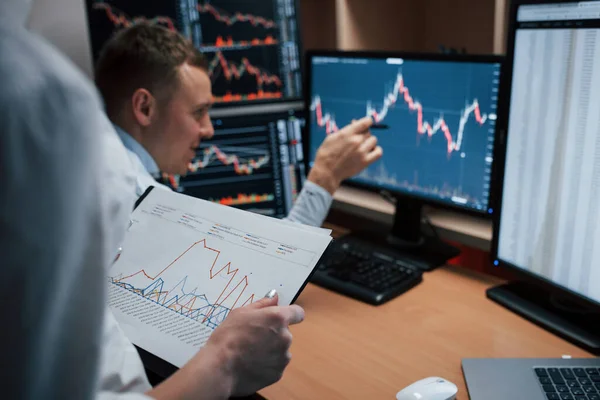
<box><xmin>0</xmin><ymin>1</ymin><xmax>309</xmax><ymax>398</ymax></box>
<box><xmin>94</xmin><ymin>23</ymin><xmax>383</xmax><ymax>227</ymax></box>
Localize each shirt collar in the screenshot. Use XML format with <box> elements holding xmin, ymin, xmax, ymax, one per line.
<box><xmin>113</xmin><ymin>125</ymin><xmax>160</xmax><ymax>176</ymax></box>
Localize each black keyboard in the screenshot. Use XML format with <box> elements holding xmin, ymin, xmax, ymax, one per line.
<box><xmin>311</xmin><ymin>241</ymin><xmax>423</xmax><ymax>305</ymax></box>
<box><xmin>535</xmin><ymin>367</ymin><xmax>600</xmax><ymax>400</ymax></box>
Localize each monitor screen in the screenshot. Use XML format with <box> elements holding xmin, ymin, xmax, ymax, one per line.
<box><xmin>176</xmin><ymin>108</ymin><xmax>305</xmax><ymax>218</ymax></box>
<box><xmin>496</xmin><ymin>1</ymin><xmax>600</xmax><ymax>304</ymax></box>
<box><xmin>307</xmin><ymin>54</ymin><xmax>502</xmax><ymax>214</ymax></box>
<box><xmin>84</xmin><ymin>0</ymin><xmax>303</xmax><ymax>105</ymax></box>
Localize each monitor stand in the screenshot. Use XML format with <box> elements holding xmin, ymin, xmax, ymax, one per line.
<box><xmin>345</xmin><ymin>196</ymin><xmax>460</xmax><ymax>271</ymax></box>
<box><xmin>487</xmin><ymin>282</ymin><xmax>600</xmax><ymax>355</ymax></box>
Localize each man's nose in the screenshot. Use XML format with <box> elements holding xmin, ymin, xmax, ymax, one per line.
<box><xmin>201</xmin><ymin>118</ymin><xmax>215</xmax><ymax>139</ymax></box>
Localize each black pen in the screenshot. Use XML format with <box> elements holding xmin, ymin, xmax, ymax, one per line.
<box><xmin>371</xmin><ymin>124</ymin><xmax>390</xmax><ymax>130</ymax></box>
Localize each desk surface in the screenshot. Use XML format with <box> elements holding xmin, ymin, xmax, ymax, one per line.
<box><xmin>260</xmin><ymin>266</ymin><xmax>593</xmax><ymax>400</ymax></box>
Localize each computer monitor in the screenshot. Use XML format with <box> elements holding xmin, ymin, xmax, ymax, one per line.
<box><xmin>490</xmin><ymin>0</ymin><xmax>600</xmax><ymax>353</ymax></box>
<box><xmin>176</xmin><ymin>104</ymin><xmax>306</xmax><ymax>219</ymax></box>
<box><xmin>84</xmin><ymin>0</ymin><xmax>303</xmax><ymax>105</ymax></box>
<box><xmin>305</xmin><ymin>51</ymin><xmax>503</xmax><ymax>266</ymax></box>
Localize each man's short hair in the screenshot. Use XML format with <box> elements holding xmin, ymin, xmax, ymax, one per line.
<box><xmin>95</xmin><ymin>22</ymin><xmax>208</xmax><ymax>118</ymax></box>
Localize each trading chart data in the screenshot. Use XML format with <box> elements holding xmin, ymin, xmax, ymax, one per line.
<box><xmin>85</xmin><ymin>0</ymin><xmax>302</xmax><ymax>104</ymax></box>
<box><xmin>308</xmin><ymin>55</ymin><xmax>501</xmax><ymax>212</ymax></box>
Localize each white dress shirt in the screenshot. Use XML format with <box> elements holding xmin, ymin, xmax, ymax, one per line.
<box><xmin>0</xmin><ymin>1</ymin><xmax>151</xmax><ymax>397</ymax></box>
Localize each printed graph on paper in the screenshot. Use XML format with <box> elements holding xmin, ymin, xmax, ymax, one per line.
<box><xmin>84</xmin><ymin>0</ymin><xmax>303</xmax><ymax>104</ymax></box>
<box><xmin>111</xmin><ymin>238</ymin><xmax>255</xmax><ymax>329</ymax></box>
<box><xmin>108</xmin><ymin>189</ymin><xmax>331</xmax><ymax>367</ymax></box>
<box><xmin>308</xmin><ymin>57</ymin><xmax>501</xmax><ymax>211</ymax></box>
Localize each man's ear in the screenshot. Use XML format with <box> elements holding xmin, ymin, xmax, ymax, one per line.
<box><xmin>131</xmin><ymin>88</ymin><xmax>156</xmax><ymax>127</ymax></box>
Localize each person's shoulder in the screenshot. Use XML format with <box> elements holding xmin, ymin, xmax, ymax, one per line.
<box><xmin>0</xmin><ymin>27</ymin><xmax>100</xmax><ymax>114</ymax></box>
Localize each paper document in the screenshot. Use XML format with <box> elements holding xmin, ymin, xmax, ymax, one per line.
<box><xmin>108</xmin><ymin>187</ymin><xmax>332</xmax><ymax>368</ymax></box>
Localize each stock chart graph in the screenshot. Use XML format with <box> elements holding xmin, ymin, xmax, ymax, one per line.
<box><xmin>179</xmin><ymin>110</ymin><xmax>306</xmax><ymax>218</ymax></box>
<box><xmin>195</xmin><ymin>1</ymin><xmax>277</xmax><ymax>50</ymax></box>
<box><xmin>107</xmin><ymin>189</ymin><xmax>329</xmax><ymax>367</ymax></box>
<box><xmin>111</xmin><ymin>238</ymin><xmax>254</xmax><ymax>329</ymax></box>
<box><xmin>207</xmin><ymin>50</ymin><xmax>283</xmax><ymax>102</ymax></box>
<box><xmin>309</xmin><ymin>56</ymin><xmax>500</xmax><ymax>212</ymax></box>
<box><xmin>85</xmin><ymin>0</ymin><xmax>302</xmax><ymax>104</ymax></box>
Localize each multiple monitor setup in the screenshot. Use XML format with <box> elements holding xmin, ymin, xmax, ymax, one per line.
<box><xmin>86</xmin><ymin>0</ymin><xmax>600</xmax><ymax>397</ymax></box>
<box><xmin>85</xmin><ymin>0</ymin><xmax>307</xmax><ymax>217</ymax></box>
<box><xmin>85</xmin><ymin>0</ymin><xmax>303</xmax><ymax>105</ymax></box>
<box><xmin>464</xmin><ymin>2</ymin><xmax>600</xmax><ymax>399</ymax></box>
<box><xmin>305</xmin><ymin>52</ymin><xmax>503</xmax><ymax>304</ymax></box>
<box><xmin>490</xmin><ymin>0</ymin><xmax>600</xmax><ymax>352</ymax></box>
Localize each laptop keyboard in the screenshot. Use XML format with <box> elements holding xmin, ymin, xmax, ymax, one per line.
<box><xmin>535</xmin><ymin>367</ymin><xmax>600</xmax><ymax>400</ymax></box>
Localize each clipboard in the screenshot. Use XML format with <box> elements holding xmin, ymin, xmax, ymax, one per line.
<box><xmin>127</xmin><ymin>186</ymin><xmax>333</xmax><ymax>381</ymax></box>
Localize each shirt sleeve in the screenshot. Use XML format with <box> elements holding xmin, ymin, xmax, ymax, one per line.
<box><xmin>95</xmin><ymin>309</ymin><xmax>152</xmax><ymax>400</ymax></box>
<box><xmin>0</xmin><ymin>28</ymin><xmax>137</xmax><ymax>399</ymax></box>
<box><xmin>284</xmin><ymin>180</ymin><xmax>333</xmax><ymax>227</ymax></box>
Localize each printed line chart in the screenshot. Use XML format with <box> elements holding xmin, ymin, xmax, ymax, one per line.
<box><xmin>107</xmin><ymin>189</ymin><xmax>330</xmax><ymax>368</ymax></box>
<box><xmin>109</xmin><ymin>196</ymin><xmax>321</xmax><ymax>335</ymax></box>
<box><xmin>111</xmin><ymin>238</ymin><xmax>254</xmax><ymax>329</ymax></box>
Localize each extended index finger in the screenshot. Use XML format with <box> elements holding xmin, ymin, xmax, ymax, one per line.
<box><xmin>350</xmin><ymin>116</ymin><xmax>374</xmax><ymax>133</ymax></box>
<box><xmin>279</xmin><ymin>305</ymin><xmax>305</xmax><ymax>325</ymax></box>
<box><xmin>342</xmin><ymin>116</ymin><xmax>372</xmax><ymax>137</ymax></box>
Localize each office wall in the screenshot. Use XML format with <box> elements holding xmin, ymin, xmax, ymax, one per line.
<box><xmin>27</xmin><ymin>0</ymin><xmax>93</xmax><ymax>77</ymax></box>
<box><xmin>300</xmin><ymin>0</ymin><xmax>338</xmax><ymax>51</ymax></box>
<box><xmin>417</xmin><ymin>0</ymin><xmax>497</xmax><ymax>54</ymax></box>
<box><xmin>335</xmin><ymin>0</ymin><xmax>422</xmax><ymax>52</ymax></box>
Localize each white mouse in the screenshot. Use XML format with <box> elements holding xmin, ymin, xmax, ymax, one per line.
<box><xmin>395</xmin><ymin>376</ymin><xmax>458</xmax><ymax>400</ymax></box>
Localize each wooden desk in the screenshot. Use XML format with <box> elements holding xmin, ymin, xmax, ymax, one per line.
<box><xmin>260</xmin><ymin>266</ymin><xmax>593</xmax><ymax>399</ymax></box>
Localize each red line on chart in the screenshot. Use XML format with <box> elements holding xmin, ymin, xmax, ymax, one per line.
<box><xmin>188</xmin><ymin>145</ymin><xmax>270</xmax><ymax>175</ymax></box>
<box><xmin>197</xmin><ymin>3</ymin><xmax>277</xmax><ymax>29</ymax></box>
<box><xmin>206</xmin><ymin>35</ymin><xmax>278</xmax><ymax>49</ymax></box>
<box><xmin>114</xmin><ymin>239</ymin><xmax>255</xmax><ymax>322</ymax></box>
<box><xmin>214</xmin><ymin>91</ymin><xmax>283</xmax><ymax>103</ymax></box>
<box><xmin>208</xmin><ymin>51</ymin><xmax>282</xmax><ymax>88</ymax></box>
<box><xmin>92</xmin><ymin>2</ymin><xmax>176</xmax><ymax>31</ymax></box>
<box><xmin>311</xmin><ymin>72</ymin><xmax>494</xmax><ymax>155</ymax></box>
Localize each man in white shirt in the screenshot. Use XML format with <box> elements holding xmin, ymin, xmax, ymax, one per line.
<box><xmin>94</xmin><ymin>23</ymin><xmax>383</xmax><ymax>228</ymax></box>
<box><xmin>0</xmin><ymin>1</ymin><xmax>308</xmax><ymax>398</ymax></box>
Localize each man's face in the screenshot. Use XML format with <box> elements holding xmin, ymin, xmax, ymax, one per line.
<box><xmin>151</xmin><ymin>63</ymin><xmax>214</xmax><ymax>175</ymax></box>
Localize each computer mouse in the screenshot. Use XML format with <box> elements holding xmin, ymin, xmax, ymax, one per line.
<box><xmin>395</xmin><ymin>377</ymin><xmax>458</xmax><ymax>400</ymax></box>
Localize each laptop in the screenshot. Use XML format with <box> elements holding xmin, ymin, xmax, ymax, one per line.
<box><xmin>462</xmin><ymin>358</ymin><xmax>600</xmax><ymax>400</ymax></box>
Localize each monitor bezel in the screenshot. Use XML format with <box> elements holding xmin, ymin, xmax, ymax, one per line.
<box><xmin>83</xmin><ymin>0</ymin><xmax>305</xmax><ymax>109</ymax></box>
<box><xmin>490</xmin><ymin>0</ymin><xmax>600</xmax><ymax>310</ymax></box>
<box><xmin>304</xmin><ymin>49</ymin><xmax>505</xmax><ymax>219</ymax></box>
